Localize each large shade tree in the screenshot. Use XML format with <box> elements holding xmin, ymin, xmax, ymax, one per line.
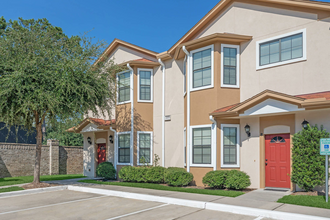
<box><xmin>0</xmin><ymin>17</ymin><xmax>123</xmax><ymax>184</ymax></box>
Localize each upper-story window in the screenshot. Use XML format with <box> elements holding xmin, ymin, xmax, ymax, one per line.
<box><xmin>117</xmin><ymin>71</ymin><xmax>131</xmax><ymax>104</ymax></box>
<box><xmin>221</xmin><ymin>44</ymin><xmax>240</xmax><ymax>88</ymax></box>
<box><xmin>190</xmin><ymin>45</ymin><xmax>214</xmax><ymax>92</ymax></box>
<box><xmin>256</xmin><ymin>29</ymin><xmax>306</xmax><ymax>70</ymax></box>
<box><xmin>138</xmin><ymin>68</ymin><xmax>153</xmax><ymax>102</ymax></box>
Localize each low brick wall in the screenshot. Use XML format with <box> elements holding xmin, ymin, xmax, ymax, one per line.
<box><xmin>0</xmin><ymin>141</ymin><xmax>83</xmax><ymax>178</ymax></box>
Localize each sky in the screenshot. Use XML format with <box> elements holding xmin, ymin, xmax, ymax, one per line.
<box><xmin>1</xmin><ymin>0</ymin><xmax>330</xmax><ymax>53</ymax></box>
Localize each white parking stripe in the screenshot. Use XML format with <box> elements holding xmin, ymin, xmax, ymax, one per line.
<box><xmin>0</xmin><ymin>195</ymin><xmax>108</xmax><ymax>215</ymax></box>
<box><xmin>107</xmin><ymin>204</ymin><xmax>170</xmax><ymax>220</ymax></box>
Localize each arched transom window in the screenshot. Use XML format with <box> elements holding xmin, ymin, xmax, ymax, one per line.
<box><xmin>270</xmin><ymin>136</ymin><xmax>286</xmax><ymax>143</ymax></box>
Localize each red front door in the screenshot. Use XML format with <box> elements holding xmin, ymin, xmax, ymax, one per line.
<box><xmin>265</xmin><ymin>134</ymin><xmax>290</xmax><ymax>188</ymax></box>
<box><xmin>97</xmin><ymin>144</ymin><xmax>106</xmax><ymax>164</ymax></box>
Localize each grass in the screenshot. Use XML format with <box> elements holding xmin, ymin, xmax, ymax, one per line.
<box><xmin>0</xmin><ymin>174</ymin><xmax>85</xmax><ymax>187</ymax></box>
<box><xmin>278</xmin><ymin>195</ymin><xmax>330</xmax><ymax>209</ymax></box>
<box><xmin>79</xmin><ymin>180</ymin><xmax>244</xmax><ymax>197</ymax></box>
<box><xmin>0</xmin><ymin>186</ymin><xmax>24</xmax><ymax>193</ymax></box>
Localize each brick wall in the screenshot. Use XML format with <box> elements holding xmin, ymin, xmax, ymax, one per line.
<box><xmin>0</xmin><ymin>140</ymin><xmax>83</xmax><ymax>178</ymax></box>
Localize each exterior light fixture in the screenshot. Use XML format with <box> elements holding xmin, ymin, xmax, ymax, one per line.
<box><xmin>109</xmin><ymin>135</ymin><xmax>113</xmax><ymax>144</ymax></box>
<box><xmin>87</xmin><ymin>137</ymin><xmax>92</xmax><ymax>144</ymax></box>
<box><xmin>244</xmin><ymin>124</ymin><xmax>251</xmax><ymax>137</ymax></box>
<box><xmin>302</xmin><ymin>119</ymin><xmax>309</xmax><ymax>129</ymax></box>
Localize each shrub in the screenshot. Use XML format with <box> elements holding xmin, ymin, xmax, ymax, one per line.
<box><xmin>165</xmin><ymin>168</ymin><xmax>193</xmax><ymax>186</ymax></box>
<box><xmin>96</xmin><ymin>162</ymin><xmax>116</xmax><ymax>180</ymax></box>
<box><xmin>225</xmin><ymin>170</ymin><xmax>250</xmax><ymax>190</ymax></box>
<box><xmin>146</xmin><ymin>166</ymin><xmax>166</xmax><ymax>183</ymax></box>
<box><xmin>202</xmin><ymin>170</ymin><xmax>228</xmax><ymax>189</ymax></box>
<box><xmin>135</xmin><ymin>167</ymin><xmax>149</xmax><ymax>183</ymax></box>
<box><xmin>291</xmin><ymin>125</ymin><xmax>329</xmax><ymax>191</ymax></box>
<box><xmin>118</xmin><ymin>166</ymin><xmax>136</xmax><ymax>182</ymax></box>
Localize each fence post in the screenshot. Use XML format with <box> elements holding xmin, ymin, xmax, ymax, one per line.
<box><xmin>47</xmin><ymin>139</ymin><xmax>59</xmax><ymax>175</ymax></box>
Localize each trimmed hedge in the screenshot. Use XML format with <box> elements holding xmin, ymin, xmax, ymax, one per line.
<box><xmin>165</xmin><ymin>167</ymin><xmax>193</xmax><ymax>187</ymax></box>
<box><xmin>202</xmin><ymin>170</ymin><xmax>228</xmax><ymax>189</ymax></box>
<box><xmin>96</xmin><ymin>162</ymin><xmax>116</xmax><ymax>180</ymax></box>
<box><xmin>203</xmin><ymin>170</ymin><xmax>250</xmax><ymax>190</ymax></box>
<box><xmin>118</xmin><ymin>166</ymin><xmax>193</xmax><ymax>186</ymax></box>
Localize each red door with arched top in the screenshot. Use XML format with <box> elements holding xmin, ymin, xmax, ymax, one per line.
<box><xmin>97</xmin><ymin>144</ymin><xmax>106</xmax><ymax>164</ymax></box>
<box><xmin>265</xmin><ymin>134</ymin><xmax>290</xmax><ymax>188</ymax></box>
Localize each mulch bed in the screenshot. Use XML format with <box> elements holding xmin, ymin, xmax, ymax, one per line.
<box><xmin>291</xmin><ymin>191</ymin><xmax>322</xmax><ymax>196</ymax></box>
<box><xmin>22</xmin><ymin>183</ymin><xmax>59</xmax><ymax>190</ymax></box>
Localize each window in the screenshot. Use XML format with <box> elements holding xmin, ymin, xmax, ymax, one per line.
<box><xmin>184</xmin><ymin>128</ymin><xmax>186</xmax><ymax>165</ymax></box>
<box><xmin>137</xmin><ymin>132</ymin><xmax>152</xmax><ymax>165</ymax></box>
<box><xmin>221</xmin><ymin>124</ymin><xmax>240</xmax><ymax>168</ymax></box>
<box><xmin>221</xmin><ymin>44</ymin><xmax>240</xmax><ymax>88</ymax></box>
<box><xmin>138</xmin><ymin>68</ymin><xmax>153</xmax><ymax>102</ymax></box>
<box><xmin>256</xmin><ymin>29</ymin><xmax>306</xmax><ymax>70</ymax></box>
<box><xmin>270</xmin><ymin>136</ymin><xmax>285</xmax><ymax>143</ymax></box>
<box><xmin>117</xmin><ymin>71</ymin><xmax>131</xmax><ymax>104</ymax></box>
<box><xmin>190</xmin><ymin>45</ymin><xmax>214</xmax><ymax>91</ymax></box>
<box><xmin>192</xmin><ymin>127</ymin><xmax>211</xmax><ymax>164</ymax></box>
<box><xmin>118</xmin><ymin>133</ymin><xmax>130</xmax><ymax>164</ymax></box>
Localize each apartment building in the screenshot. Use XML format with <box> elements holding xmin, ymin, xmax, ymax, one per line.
<box><xmin>69</xmin><ymin>0</ymin><xmax>330</xmax><ymax>190</ymax></box>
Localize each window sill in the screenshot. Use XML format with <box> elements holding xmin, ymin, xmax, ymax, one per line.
<box><xmin>117</xmin><ymin>101</ymin><xmax>131</xmax><ymax>105</ymax></box>
<box><xmin>190</xmin><ymin>164</ymin><xmax>214</xmax><ymax>168</ymax></box>
<box><xmin>190</xmin><ymin>85</ymin><xmax>214</xmax><ymax>92</ymax></box>
<box><xmin>137</xmin><ymin>100</ymin><xmax>153</xmax><ymax>103</ymax></box>
<box><xmin>221</xmin><ymin>84</ymin><xmax>240</xmax><ymax>89</ymax></box>
<box><xmin>117</xmin><ymin>163</ymin><xmax>131</xmax><ymax>166</ymax></box>
<box><xmin>221</xmin><ymin>165</ymin><xmax>240</xmax><ymax>168</ymax></box>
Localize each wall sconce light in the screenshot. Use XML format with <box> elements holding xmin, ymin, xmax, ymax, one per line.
<box><xmin>109</xmin><ymin>135</ymin><xmax>113</xmax><ymax>144</ymax></box>
<box><xmin>244</xmin><ymin>124</ymin><xmax>251</xmax><ymax>137</ymax></box>
<box><xmin>302</xmin><ymin>119</ymin><xmax>309</xmax><ymax>129</ymax></box>
<box><xmin>87</xmin><ymin>137</ymin><xmax>92</xmax><ymax>144</ymax></box>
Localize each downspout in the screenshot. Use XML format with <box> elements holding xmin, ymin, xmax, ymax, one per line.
<box><xmin>158</xmin><ymin>58</ymin><xmax>165</xmax><ymax>167</ymax></box>
<box><xmin>127</xmin><ymin>63</ymin><xmax>134</xmax><ymax>167</ymax></box>
<box><xmin>209</xmin><ymin>116</ymin><xmax>217</xmax><ymax>171</ymax></box>
<box><xmin>110</xmin><ymin>126</ymin><xmax>117</xmax><ymax>172</ymax></box>
<box><xmin>182</xmin><ymin>46</ymin><xmax>190</xmax><ymax>172</ymax></box>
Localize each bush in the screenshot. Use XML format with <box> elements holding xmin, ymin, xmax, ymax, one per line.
<box><xmin>225</xmin><ymin>170</ymin><xmax>250</xmax><ymax>190</ymax></box>
<box><xmin>118</xmin><ymin>166</ymin><xmax>136</xmax><ymax>182</ymax></box>
<box><xmin>96</xmin><ymin>162</ymin><xmax>116</xmax><ymax>180</ymax></box>
<box><xmin>202</xmin><ymin>170</ymin><xmax>228</xmax><ymax>189</ymax></box>
<box><xmin>135</xmin><ymin>167</ymin><xmax>149</xmax><ymax>183</ymax></box>
<box><xmin>291</xmin><ymin>125</ymin><xmax>329</xmax><ymax>191</ymax></box>
<box><xmin>146</xmin><ymin>166</ymin><xmax>166</xmax><ymax>183</ymax></box>
<box><xmin>165</xmin><ymin>168</ymin><xmax>193</xmax><ymax>186</ymax></box>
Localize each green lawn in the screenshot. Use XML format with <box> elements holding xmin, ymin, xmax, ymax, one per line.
<box><xmin>0</xmin><ymin>174</ymin><xmax>85</xmax><ymax>187</ymax></box>
<box><xmin>278</xmin><ymin>195</ymin><xmax>330</xmax><ymax>209</ymax></box>
<box><xmin>0</xmin><ymin>186</ymin><xmax>24</xmax><ymax>193</ymax></box>
<box><xmin>79</xmin><ymin>180</ymin><xmax>244</xmax><ymax>197</ymax></box>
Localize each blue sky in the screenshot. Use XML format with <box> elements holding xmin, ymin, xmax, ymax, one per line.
<box><xmin>2</xmin><ymin>0</ymin><xmax>330</xmax><ymax>53</ymax></box>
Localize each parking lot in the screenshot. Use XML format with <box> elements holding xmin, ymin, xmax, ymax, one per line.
<box><xmin>0</xmin><ymin>189</ymin><xmax>274</xmax><ymax>220</ymax></box>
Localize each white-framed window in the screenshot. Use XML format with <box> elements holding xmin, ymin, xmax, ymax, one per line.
<box><xmin>137</xmin><ymin>68</ymin><xmax>153</xmax><ymax>102</ymax></box>
<box><xmin>190</xmin><ymin>124</ymin><xmax>215</xmax><ymax>167</ymax></box>
<box><xmin>221</xmin><ymin>44</ymin><xmax>240</xmax><ymax>88</ymax></box>
<box><xmin>117</xmin><ymin>70</ymin><xmax>132</xmax><ymax>104</ymax></box>
<box><xmin>189</xmin><ymin>45</ymin><xmax>214</xmax><ymax>92</ymax></box>
<box><xmin>183</xmin><ymin>127</ymin><xmax>186</xmax><ymax>166</ymax></box>
<box><xmin>137</xmin><ymin>131</ymin><xmax>153</xmax><ymax>165</ymax></box>
<box><xmin>256</xmin><ymin>29</ymin><xmax>306</xmax><ymax>70</ymax></box>
<box><xmin>221</xmin><ymin>124</ymin><xmax>240</xmax><ymax>168</ymax></box>
<box><xmin>117</xmin><ymin>131</ymin><xmax>131</xmax><ymax>165</ymax></box>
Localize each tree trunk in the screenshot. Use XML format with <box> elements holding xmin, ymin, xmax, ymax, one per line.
<box><xmin>33</xmin><ymin>121</ymin><xmax>43</xmax><ymax>184</ymax></box>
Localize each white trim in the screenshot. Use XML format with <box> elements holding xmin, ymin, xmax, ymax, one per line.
<box><xmin>117</xmin><ymin>131</ymin><xmax>132</xmax><ymax>166</ymax></box>
<box><xmin>183</xmin><ymin>127</ymin><xmax>187</xmax><ymax>166</ymax></box>
<box><xmin>137</xmin><ymin>68</ymin><xmax>153</xmax><ymax>103</ymax></box>
<box><xmin>221</xmin><ymin>44</ymin><xmax>240</xmax><ymax>88</ymax></box>
<box><xmin>189</xmin><ymin>45</ymin><xmax>214</xmax><ymax>92</ymax></box>
<box><xmin>190</xmin><ymin>124</ymin><xmax>215</xmax><ymax>168</ymax></box>
<box><xmin>221</xmin><ymin>124</ymin><xmax>240</xmax><ymax>168</ymax></box>
<box><xmin>256</xmin><ymin>29</ymin><xmax>307</xmax><ymax>70</ymax></box>
<box><xmin>116</xmin><ymin>70</ymin><xmax>132</xmax><ymax>105</ymax></box>
<box><xmin>137</xmin><ymin>131</ymin><xmax>153</xmax><ymax>166</ymax></box>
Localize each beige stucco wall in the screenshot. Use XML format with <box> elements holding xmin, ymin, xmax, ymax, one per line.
<box><xmin>195</xmin><ymin>2</ymin><xmax>330</xmax><ymax>101</ymax></box>
<box><xmin>108</xmin><ymin>45</ymin><xmax>157</xmax><ymax>64</ymax></box>
<box><xmin>295</xmin><ymin>109</ymin><xmax>330</xmax><ymax>133</ymax></box>
<box><xmin>83</xmin><ymin>132</ymin><xmax>95</xmax><ymax>178</ymax></box>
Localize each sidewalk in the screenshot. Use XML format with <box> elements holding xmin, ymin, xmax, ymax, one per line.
<box><xmin>47</xmin><ymin>178</ymin><xmax>330</xmax><ymax>219</ymax></box>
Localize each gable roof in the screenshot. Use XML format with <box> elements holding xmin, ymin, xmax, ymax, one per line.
<box><xmin>66</xmin><ymin>118</ymin><xmax>115</xmax><ymax>133</ymax></box>
<box><xmin>167</xmin><ymin>0</ymin><xmax>330</xmax><ymax>56</ymax></box>
<box><xmin>211</xmin><ymin>90</ymin><xmax>330</xmax><ymax>117</ymax></box>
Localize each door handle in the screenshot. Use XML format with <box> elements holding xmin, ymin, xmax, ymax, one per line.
<box><xmin>265</xmin><ymin>159</ymin><xmax>268</xmax><ymax>161</ymax></box>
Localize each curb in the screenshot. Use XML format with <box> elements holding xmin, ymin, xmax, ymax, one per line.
<box><xmin>68</xmin><ymin>185</ymin><xmax>329</xmax><ymax>220</ymax></box>
<box><xmin>0</xmin><ymin>186</ymin><xmax>68</xmax><ymax>198</ymax></box>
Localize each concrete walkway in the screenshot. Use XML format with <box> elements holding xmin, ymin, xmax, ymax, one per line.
<box><xmin>46</xmin><ymin>178</ymin><xmax>330</xmax><ymax>219</ymax></box>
